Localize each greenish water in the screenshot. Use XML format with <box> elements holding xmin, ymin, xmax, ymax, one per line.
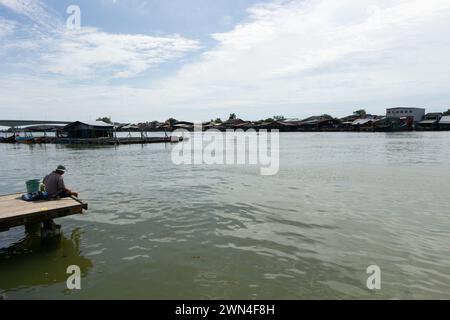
<box><xmin>0</xmin><ymin>132</ymin><xmax>449</xmax><ymax>299</ymax></box>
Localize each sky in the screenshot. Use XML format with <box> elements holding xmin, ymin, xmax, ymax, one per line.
<box><xmin>1</xmin><ymin>0</ymin><xmax>450</xmax><ymax>122</ymax></box>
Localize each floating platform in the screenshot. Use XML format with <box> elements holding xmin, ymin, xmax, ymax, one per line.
<box><xmin>0</xmin><ymin>136</ymin><xmax>184</xmax><ymax>145</ymax></box>
<box><xmin>53</xmin><ymin>136</ymin><xmax>182</xmax><ymax>145</ymax></box>
<box><xmin>0</xmin><ymin>193</ymin><xmax>88</xmax><ymax>232</ymax></box>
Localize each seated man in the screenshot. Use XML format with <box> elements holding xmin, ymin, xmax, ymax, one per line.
<box><xmin>43</xmin><ymin>165</ymin><xmax>79</xmax><ymax>198</ymax></box>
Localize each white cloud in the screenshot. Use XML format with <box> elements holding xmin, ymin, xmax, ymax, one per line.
<box><xmin>0</xmin><ymin>0</ymin><xmax>200</xmax><ymax>79</ymax></box>
<box><xmin>0</xmin><ymin>17</ymin><xmax>16</xmax><ymax>38</ymax></box>
<box><xmin>150</xmin><ymin>0</ymin><xmax>450</xmax><ymax>115</ymax></box>
<box><xmin>2</xmin><ymin>0</ymin><xmax>450</xmax><ymax>121</ymax></box>
<box><xmin>0</xmin><ymin>75</ymin><xmax>166</xmax><ymax>121</ymax></box>
<box><xmin>0</xmin><ymin>0</ymin><xmax>59</xmax><ymax>28</ymax></box>
<box><xmin>39</xmin><ymin>28</ymin><xmax>200</xmax><ymax>78</ymax></box>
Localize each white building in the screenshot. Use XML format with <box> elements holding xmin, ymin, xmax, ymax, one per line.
<box><xmin>439</xmin><ymin>116</ymin><xmax>450</xmax><ymax>130</ymax></box>
<box><xmin>386</xmin><ymin>107</ymin><xmax>425</xmax><ymax>122</ymax></box>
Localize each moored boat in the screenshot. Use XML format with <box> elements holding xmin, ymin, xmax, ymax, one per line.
<box><xmin>15</xmin><ymin>135</ymin><xmax>34</xmax><ymax>143</ymax></box>
<box><xmin>33</xmin><ymin>136</ymin><xmax>47</xmax><ymax>144</ymax></box>
<box><xmin>1</xmin><ymin>135</ymin><xmax>17</xmax><ymax>143</ymax></box>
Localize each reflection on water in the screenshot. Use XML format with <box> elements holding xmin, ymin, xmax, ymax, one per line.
<box><xmin>0</xmin><ymin>132</ymin><xmax>449</xmax><ymax>299</ymax></box>
<box><xmin>0</xmin><ymin>226</ymin><xmax>92</xmax><ymax>295</ymax></box>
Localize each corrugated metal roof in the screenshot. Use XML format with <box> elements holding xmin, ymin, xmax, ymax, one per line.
<box><xmin>281</xmin><ymin>120</ymin><xmax>302</xmax><ymax>125</ymax></box>
<box><xmin>173</xmin><ymin>124</ymin><xmax>193</xmax><ymax>128</ymax></box>
<box><xmin>301</xmin><ymin>119</ymin><xmax>320</xmax><ymax>125</ymax></box>
<box><xmin>68</xmin><ymin>121</ymin><xmax>114</xmax><ymax>127</ymax></box>
<box><xmin>387</xmin><ymin>107</ymin><xmax>425</xmax><ymax>110</ymax></box>
<box><xmin>84</xmin><ymin>121</ymin><xmax>114</xmax><ymax>127</ymax></box>
<box><xmin>418</xmin><ymin>120</ymin><xmax>437</xmax><ymax>124</ymax></box>
<box><xmin>121</xmin><ymin>125</ymin><xmax>140</xmax><ymax>130</ymax></box>
<box><xmin>439</xmin><ymin>116</ymin><xmax>450</xmax><ymax>124</ymax></box>
<box><xmin>352</xmin><ymin>118</ymin><xmax>373</xmax><ymax>125</ymax></box>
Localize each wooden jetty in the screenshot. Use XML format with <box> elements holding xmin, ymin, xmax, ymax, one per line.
<box><xmin>0</xmin><ymin>136</ymin><xmax>184</xmax><ymax>145</ymax></box>
<box><xmin>0</xmin><ymin>136</ymin><xmax>183</xmax><ymax>145</ymax></box>
<box><xmin>53</xmin><ymin>136</ymin><xmax>183</xmax><ymax>145</ymax></box>
<box><xmin>0</xmin><ymin>193</ymin><xmax>88</xmax><ymax>232</ymax></box>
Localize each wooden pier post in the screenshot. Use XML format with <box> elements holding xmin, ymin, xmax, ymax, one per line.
<box><xmin>24</xmin><ymin>222</ymin><xmax>41</xmax><ymax>236</ymax></box>
<box><xmin>41</xmin><ymin>219</ymin><xmax>62</xmax><ymax>242</ymax></box>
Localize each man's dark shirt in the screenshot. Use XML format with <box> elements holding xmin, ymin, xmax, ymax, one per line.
<box><xmin>43</xmin><ymin>171</ymin><xmax>66</xmax><ymax>197</ymax></box>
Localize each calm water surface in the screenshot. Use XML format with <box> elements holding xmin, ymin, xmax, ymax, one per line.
<box><xmin>0</xmin><ymin>132</ymin><xmax>449</xmax><ymax>299</ymax></box>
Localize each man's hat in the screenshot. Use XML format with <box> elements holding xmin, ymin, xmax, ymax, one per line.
<box><xmin>56</xmin><ymin>165</ymin><xmax>66</xmax><ymax>172</ymax></box>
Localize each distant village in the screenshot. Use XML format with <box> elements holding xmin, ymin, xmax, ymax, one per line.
<box><xmin>112</xmin><ymin>107</ymin><xmax>450</xmax><ymax>132</ymax></box>
<box><xmin>2</xmin><ymin>107</ymin><xmax>450</xmax><ymax>142</ymax></box>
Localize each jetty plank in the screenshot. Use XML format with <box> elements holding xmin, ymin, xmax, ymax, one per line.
<box><xmin>0</xmin><ymin>193</ymin><xmax>88</xmax><ymax>231</ymax></box>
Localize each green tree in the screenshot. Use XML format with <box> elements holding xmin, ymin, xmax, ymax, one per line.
<box><xmin>353</xmin><ymin>109</ymin><xmax>367</xmax><ymax>117</ymax></box>
<box><xmin>96</xmin><ymin>116</ymin><xmax>112</xmax><ymax>124</ymax></box>
<box><xmin>166</xmin><ymin>118</ymin><xmax>178</xmax><ymax>128</ymax></box>
<box><xmin>273</xmin><ymin>115</ymin><xmax>286</xmax><ymax>121</ymax></box>
<box><xmin>443</xmin><ymin>109</ymin><xmax>450</xmax><ymax>116</ymax></box>
<box><xmin>214</xmin><ymin>118</ymin><xmax>222</xmax><ymax>123</ymax></box>
<box><xmin>265</xmin><ymin>118</ymin><xmax>274</xmax><ymax>123</ymax></box>
<box><xmin>228</xmin><ymin>113</ymin><xmax>237</xmax><ymax>120</ymax></box>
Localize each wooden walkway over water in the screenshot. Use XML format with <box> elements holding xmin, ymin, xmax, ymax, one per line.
<box><xmin>54</xmin><ymin>136</ymin><xmax>182</xmax><ymax>145</ymax></box>
<box><xmin>0</xmin><ymin>193</ymin><xmax>88</xmax><ymax>232</ymax></box>
<box><xmin>0</xmin><ymin>136</ymin><xmax>184</xmax><ymax>145</ymax></box>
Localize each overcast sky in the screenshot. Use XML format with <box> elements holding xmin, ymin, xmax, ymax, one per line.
<box><xmin>1</xmin><ymin>0</ymin><xmax>450</xmax><ymax>122</ymax></box>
